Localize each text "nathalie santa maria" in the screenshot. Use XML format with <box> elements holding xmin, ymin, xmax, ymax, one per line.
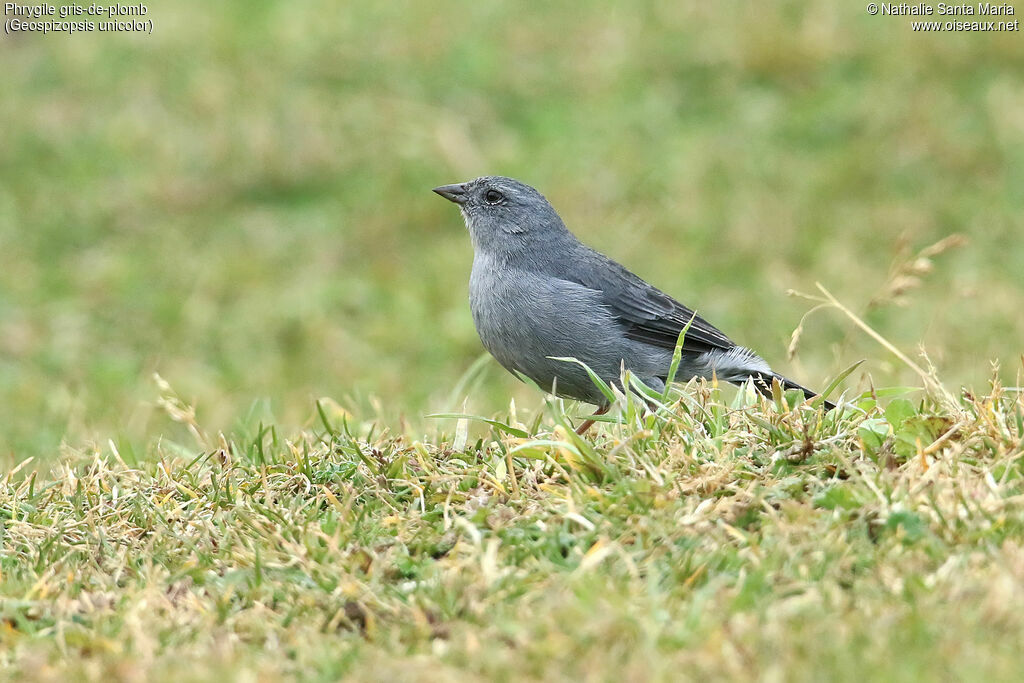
<box><xmin>879</xmin><ymin>2</ymin><xmax>1014</xmax><ymax>14</ymax></box>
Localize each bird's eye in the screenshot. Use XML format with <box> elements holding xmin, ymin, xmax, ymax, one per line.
<box><xmin>485</xmin><ymin>189</ymin><xmax>504</xmax><ymax>204</ymax></box>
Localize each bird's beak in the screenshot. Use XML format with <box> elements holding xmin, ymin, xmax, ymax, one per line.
<box><xmin>432</xmin><ymin>183</ymin><xmax>469</xmax><ymax>205</ymax></box>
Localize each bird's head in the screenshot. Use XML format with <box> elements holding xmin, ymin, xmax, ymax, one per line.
<box><xmin>433</xmin><ymin>176</ymin><xmax>570</xmax><ymax>255</ymax></box>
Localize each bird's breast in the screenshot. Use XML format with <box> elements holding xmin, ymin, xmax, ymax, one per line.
<box><xmin>468</xmin><ymin>258</ymin><xmax>529</xmax><ymax>367</ymax></box>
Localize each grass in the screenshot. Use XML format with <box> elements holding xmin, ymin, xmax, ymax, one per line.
<box><xmin>4</xmin><ymin>0</ymin><xmax>1024</xmax><ymax>679</ymax></box>
<box><xmin>2</xmin><ymin>366</ymin><xmax>1023</xmax><ymax>681</ymax></box>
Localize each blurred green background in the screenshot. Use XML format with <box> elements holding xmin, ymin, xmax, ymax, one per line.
<box><xmin>2</xmin><ymin>1</ymin><xmax>1022</xmax><ymax>463</ymax></box>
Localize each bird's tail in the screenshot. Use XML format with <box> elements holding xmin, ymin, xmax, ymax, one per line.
<box><xmin>746</xmin><ymin>372</ymin><xmax>837</xmax><ymax>411</ymax></box>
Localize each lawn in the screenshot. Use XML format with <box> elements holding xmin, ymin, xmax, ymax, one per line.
<box><xmin>1</xmin><ymin>1</ymin><xmax>1023</xmax><ymax>680</ymax></box>
<box><xmin>3</xmin><ymin>378</ymin><xmax>1023</xmax><ymax>681</ymax></box>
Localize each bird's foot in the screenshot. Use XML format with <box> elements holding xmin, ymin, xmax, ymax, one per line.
<box><xmin>574</xmin><ymin>405</ymin><xmax>610</xmax><ymax>435</ymax></box>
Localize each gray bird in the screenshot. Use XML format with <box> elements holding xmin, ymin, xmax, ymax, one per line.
<box><xmin>433</xmin><ymin>176</ymin><xmax>834</xmax><ymax>432</ymax></box>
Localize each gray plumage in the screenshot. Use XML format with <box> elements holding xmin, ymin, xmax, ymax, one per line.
<box><xmin>433</xmin><ymin>176</ymin><xmax>832</xmax><ymax>410</ymax></box>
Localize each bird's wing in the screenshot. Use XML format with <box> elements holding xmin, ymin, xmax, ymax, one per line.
<box><xmin>568</xmin><ymin>251</ymin><xmax>736</xmax><ymax>354</ymax></box>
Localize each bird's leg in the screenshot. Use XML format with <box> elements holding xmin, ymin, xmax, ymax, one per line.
<box><xmin>575</xmin><ymin>404</ymin><xmax>610</xmax><ymax>435</ymax></box>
